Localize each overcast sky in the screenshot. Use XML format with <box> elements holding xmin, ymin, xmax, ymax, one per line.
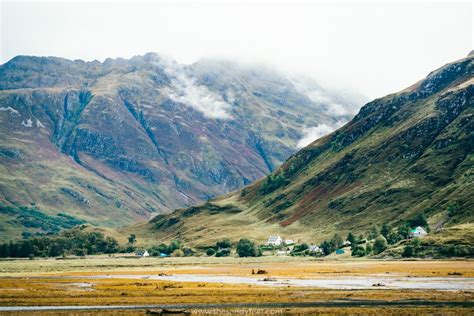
<box><xmin>1</xmin><ymin>1</ymin><xmax>472</xmax><ymax>99</ymax></box>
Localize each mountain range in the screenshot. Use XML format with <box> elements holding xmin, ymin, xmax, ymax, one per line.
<box><xmin>136</xmin><ymin>53</ymin><xmax>473</xmax><ymax>246</ymax></box>
<box><xmin>0</xmin><ymin>53</ymin><xmax>366</xmax><ymax>240</ymax></box>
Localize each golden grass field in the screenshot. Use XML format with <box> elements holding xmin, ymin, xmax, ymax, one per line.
<box><xmin>0</xmin><ymin>256</ymin><xmax>472</xmax><ymax>315</ymax></box>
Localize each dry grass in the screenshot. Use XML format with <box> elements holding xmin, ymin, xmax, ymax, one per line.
<box><xmin>1</xmin><ymin>256</ymin><xmax>473</xmax><ymax>277</ymax></box>
<box><xmin>0</xmin><ymin>257</ymin><xmax>472</xmax><ymax>315</ymax></box>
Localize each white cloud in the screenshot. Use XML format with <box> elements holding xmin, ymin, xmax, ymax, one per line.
<box><xmin>297</xmin><ymin>121</ymin><xmax>345</xmax><ymax>148</ymax></box>
<box><xmin>304</xmin><ymin>90</ymin><xmax>351</xmax><ymax>117</ymax></box>
<box><xmin>163</xmin><ymin>64</ymin><xmax>233</xmax><ymax>120</ymax></box>
<box><xmin>2</xmin><ymin>2</ymin><xmax>470</xmax><ymax>99</ymax></box>
<box><xmin>290</xmin><ymin>77</ymin><xmax>363</xmax><ymax>117</ymax></box>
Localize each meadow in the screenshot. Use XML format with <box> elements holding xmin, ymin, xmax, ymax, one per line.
<box><xmin>0</xmin><ymin>256</ymin><xmax>472</xmax><ymax>315</ymax></box>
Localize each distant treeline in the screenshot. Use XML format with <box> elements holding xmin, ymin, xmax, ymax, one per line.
<box><xmin>0</xmin><ymin>226</ymin><xmax>120</xmax><ymax>258</ymax></box>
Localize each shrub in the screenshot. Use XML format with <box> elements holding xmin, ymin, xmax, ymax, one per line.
<box><xmin>351</xmin><ymin>245</ymin><xmax>366</xmax><ymax>257</ymax></box>
<box><xmin>171</xmin><ymin>249</ymin><xmax>184</xmax><ymax>257</ymax></box>
<box><xmin>168</xmin><ymin>240</ymin><xmax>181</xmax><ymax>253</ymax></box>
<box><xmin>206</xmin><ymin>248</ymin><xmax>216</xmax><ymax>256</ymax></box>
<box><xmin>408</xmin><ymin>213</ymin><xmax>430</xmax><ymax>232</ymax></box>
<box><xmin>365</xmin><ymin>242</ymin><xmax>373</xmax><ymax>255</ymax></box>
<box><xmin>127</xmin><ymin>234</ymin><xmax>136</xmax><ymax>244</ymax></box>
<box><xmin>387</xmin><ymin>232</ymin><xmax>402</xmax><ymax>245</ymax></box>
<box><xmin>292</xmin><ymin>243</ymin><xmax>309</xmax><ymax>253</ymax></box>
<box><xmin>216</xmin><ymin>239</ymin><xmax>231</xmax><ymax>249</ymax></box>
<box><xmin>380</xmin><ymin>223</ymin><xmax>391</xmax><ymax>239</ymax></box>
<box><xmin>236</xmin><ymin>238</ymin><xmax>258</xmax><ymax>257</ymax></box>
<box><xmin>402</xmin><ymin>245</ymin><xmax>414</xmax><ymax>258</ymax></box>
<box><xmin>373</xmin><ymin>236</ymin><xmax>388</xmax><ymax>254</ymax></box>
<box><xmin>368</xmin><ymin>226</ymin><xmax>378</xmax><ymax>240</ymax></box>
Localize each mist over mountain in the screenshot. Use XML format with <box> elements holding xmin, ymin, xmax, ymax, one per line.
<box><xmin>142</xmin><ymin>54</ymin><xmax>473</xmax><ymax>245</ymax></box>
<box><xmin>0</xmin><ymin>53</ymin><xmax>366</xmax><ymax>239</ymax></box>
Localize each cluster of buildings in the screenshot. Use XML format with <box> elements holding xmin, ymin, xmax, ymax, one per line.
<box><xmin>266</xmin><ymin>227</ymin><xmax>428</xmax><ymax>256</ymax></box>
<box><xmin>135</xmin><ymin>227</ymin><xmax>428</xmax><ymax>258</ymax></box>
<box><xmin>266</xmin><ymin>235</ymin><xmax>322</xmax><ymax>255</ymax></box>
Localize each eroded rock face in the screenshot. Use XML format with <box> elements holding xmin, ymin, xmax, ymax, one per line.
<box><xmin>0</xmin><ymin>53</ymin><xmax>365</xmax><ymax>231</ymax></box>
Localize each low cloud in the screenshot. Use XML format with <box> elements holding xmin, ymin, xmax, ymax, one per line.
<box><xmin>304</xmin><ymin>90</ymin><xmax>351</xmax><ymax>116</ymax></box>
<box><xmin>290</xmin><ymin>76</ymin><xmax>364</xmax><ymax>118</ymax></box>
<box><xmin>297</xmin><ymin>121</ymin><xmax>345</xmax><ymax>148</ymax></box>
<box><xmin>163</xmin><ymin>63</ymin><xmax>233</xmax><ymax>120</ymax></box>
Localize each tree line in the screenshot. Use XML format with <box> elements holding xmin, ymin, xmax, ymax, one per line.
<box><xmin>0</xmin><ymin>226</ymin><xmax>119</xmax><ymax>258</ymax></box>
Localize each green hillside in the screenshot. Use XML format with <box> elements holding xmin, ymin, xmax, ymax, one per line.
<box><xmin>139</xmin><ymin>54</ymin><xmax>473</xmax><ymax>247</ymax></box>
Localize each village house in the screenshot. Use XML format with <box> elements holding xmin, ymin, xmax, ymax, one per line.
<box><xmin>308</xmin><ymin>245</ymin><xmax>322</xmax><ymax>254</ymax></box>
<box><xmin>410</xmin><ymin>226</ymin><xmax>428</xmax><ymax>238</ymax></box>
<box><xmin>266</xmin><ymin>235</ymin><xmax>283</xmax><ymax>246</ymax></box>
<box><xmin>135</xmin><ymin>249</ymin><xmax>150</xmax><ymax>257</ymax></box>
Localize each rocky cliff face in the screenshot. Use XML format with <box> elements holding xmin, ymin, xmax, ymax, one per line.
<box><xmin>0</xmin><ymin>53</ymin><xmax>364</xmax><ymax>238</ymax></box>
<box><xmin>144</xmin><ymin>54</ymin><xmax>473</xmax><ymax>246</ymax></box>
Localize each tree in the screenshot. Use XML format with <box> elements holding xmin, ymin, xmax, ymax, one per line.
<box><xmin>446</xmin><ymin>203</ymin><xmax>458</xmax><ymax>218</ymax></box>
<box><xmin>206</xmin><ymin>248</ymin><xmax>216</xmax><ymax>256</ymax></box>
<box><xmin>236</xmin><ymin>239</ymin><xmax>257</xmax><ymax>257</ymax></box>
<box><xmin>373</xmin><ymin>236</ymin><xmax>388</xmax><ymax>254</ymax></box>
<box><xmin>168</xmin><ymin>240</ymin><xmax>181</xmax><ymax>253</ymax></box>
<box><xmin>216</xmin><ymin>239</ymin><xmax>231</xmax><ymax>249</ymax></box>
<box><xmin>397</xmin><ymin>224</ymin><xmax>411</xmax><ymax>239</ymax></box>
<box><xmin>412</xmin><ymin>237</ymin><xmax>422</xmax><ymax>255</ymax></box>
<box><xmin>387</xmin><ymin>232</ymin><xmax>401</xmax><ymax>245</ymax></box>
<box><xmin>351</xmin><ymin>245</ymin><xmax>366</xmax><ymax>257</ymax></box>
<box><xmin>402</xmin><ymin>245</ymin><xmax>413</xmax><ymax>258</ymax></box>
<box><xmin>346</xmin><ymin>232</ymin><xmax>356</xmax><ymax>245</ymax></box>
<box><xmin>292</xmin><ymin>243</ymin><xmax>309</xmax><ymax>254</ymax></box>
<box><xmin>409</xmin><ymin>214</ymin><xmax>430</xmax><ymax>232</ymax></box>
<box><xmin>368</xmin><ymin>226</ymin><xmax>378</xmax><ymax>240</ymax></box>
<box><xmin>320</xmin><ymin>240</ymin><xmax>333</xmax><ymax>255</ymax></box>
<box><xmin>365</xmin><ymin>243</ymin><xmax>373</xmax><ymax>255</ymax></box>
<box><xmin>380</xmin><ymin>223</ymin><xmax>391</xmax><ymax>239</ymax></box>
<box><xmin>127</xmin><ymin>234</ymin><xmax>136</xmax><ymax>244</ymax></box>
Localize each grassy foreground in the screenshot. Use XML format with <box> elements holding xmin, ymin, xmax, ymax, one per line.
<box><xmin>0</xmin><ymin>256</ymin><xmax>472</xmax><ymax>315</ymax></box>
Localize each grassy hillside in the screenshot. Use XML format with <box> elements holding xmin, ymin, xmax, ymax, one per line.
<box><xmin>137</xmin><ymin>54</ymin><xmax>473</xmax><ymax>247</ymax></box>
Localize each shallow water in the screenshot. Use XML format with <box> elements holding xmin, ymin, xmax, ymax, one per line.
<box><xmin>87</xmin><ymin>274</ymin><xmax>474</xmax><ymax>291</ymax></box>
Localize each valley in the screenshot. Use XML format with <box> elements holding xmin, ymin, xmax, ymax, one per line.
<box><xmin>0</xmin><ymin>257</ymin><xmax>472</xmax><ymax>315</ymax></box>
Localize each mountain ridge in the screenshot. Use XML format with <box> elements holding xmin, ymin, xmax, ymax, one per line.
<box><xmin>138</xmin><ymin>54</ymin><xmax>473</xmax><ymax>246</ymax></box>
<box><xmin>0</xmin><ymin>53</ymin><xmax>365</xmax><ymax>240</ymax></box>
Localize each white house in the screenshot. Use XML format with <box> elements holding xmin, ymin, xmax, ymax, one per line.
<box><xmin>136</xmin><ymin>249</ymin><xmax>150</xmax><ymax>257</ymax></box>
<box><xmin>410</xmin><ymin>226</ymin><xmax>428</xmax><ymax>238</ymax></box>
<box><xmin>308</xmin><ymin>245</ymin><xmax>322</xmax><ymax>254</ymax></box>
<box><xmin>267</xmin><ymin>235</ymin><xmax>283</xmax><ymax>246</ymax></box>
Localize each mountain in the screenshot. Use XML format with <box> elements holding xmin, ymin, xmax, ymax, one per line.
<box><xmin>140</xmin><ymin>54</ymin><xmax>473</xmax><ymax>246</ymax></box>
<box><xmin>0</xmin><ymin>53</ymin><xmax>365</xmax><ymax>239</ymax></box>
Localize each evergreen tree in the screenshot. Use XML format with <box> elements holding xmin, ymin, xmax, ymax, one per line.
<box><xmin>368</xmin><ymin>226</ymin><xmax>378</xmax><ymax>240</ymax></box>
<box><xmin>380</xmin><ymin>223</ymin><xmax>391</xmax><ymax>238</ymax></box>
<box><xmin>346</xmin><ymin>232</ymin><xmax>356</xmax><ymax>245</ymax></box>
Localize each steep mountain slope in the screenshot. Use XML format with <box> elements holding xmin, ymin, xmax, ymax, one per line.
<box><xmin>0</xmin><ymin>53</ymin><xmax>364</xmax><ymax>239</ymax></box>
<box><xmin>143</xmin><ymin>54</ymin><xmax>473</xmax><ymax>246</ymax></box>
